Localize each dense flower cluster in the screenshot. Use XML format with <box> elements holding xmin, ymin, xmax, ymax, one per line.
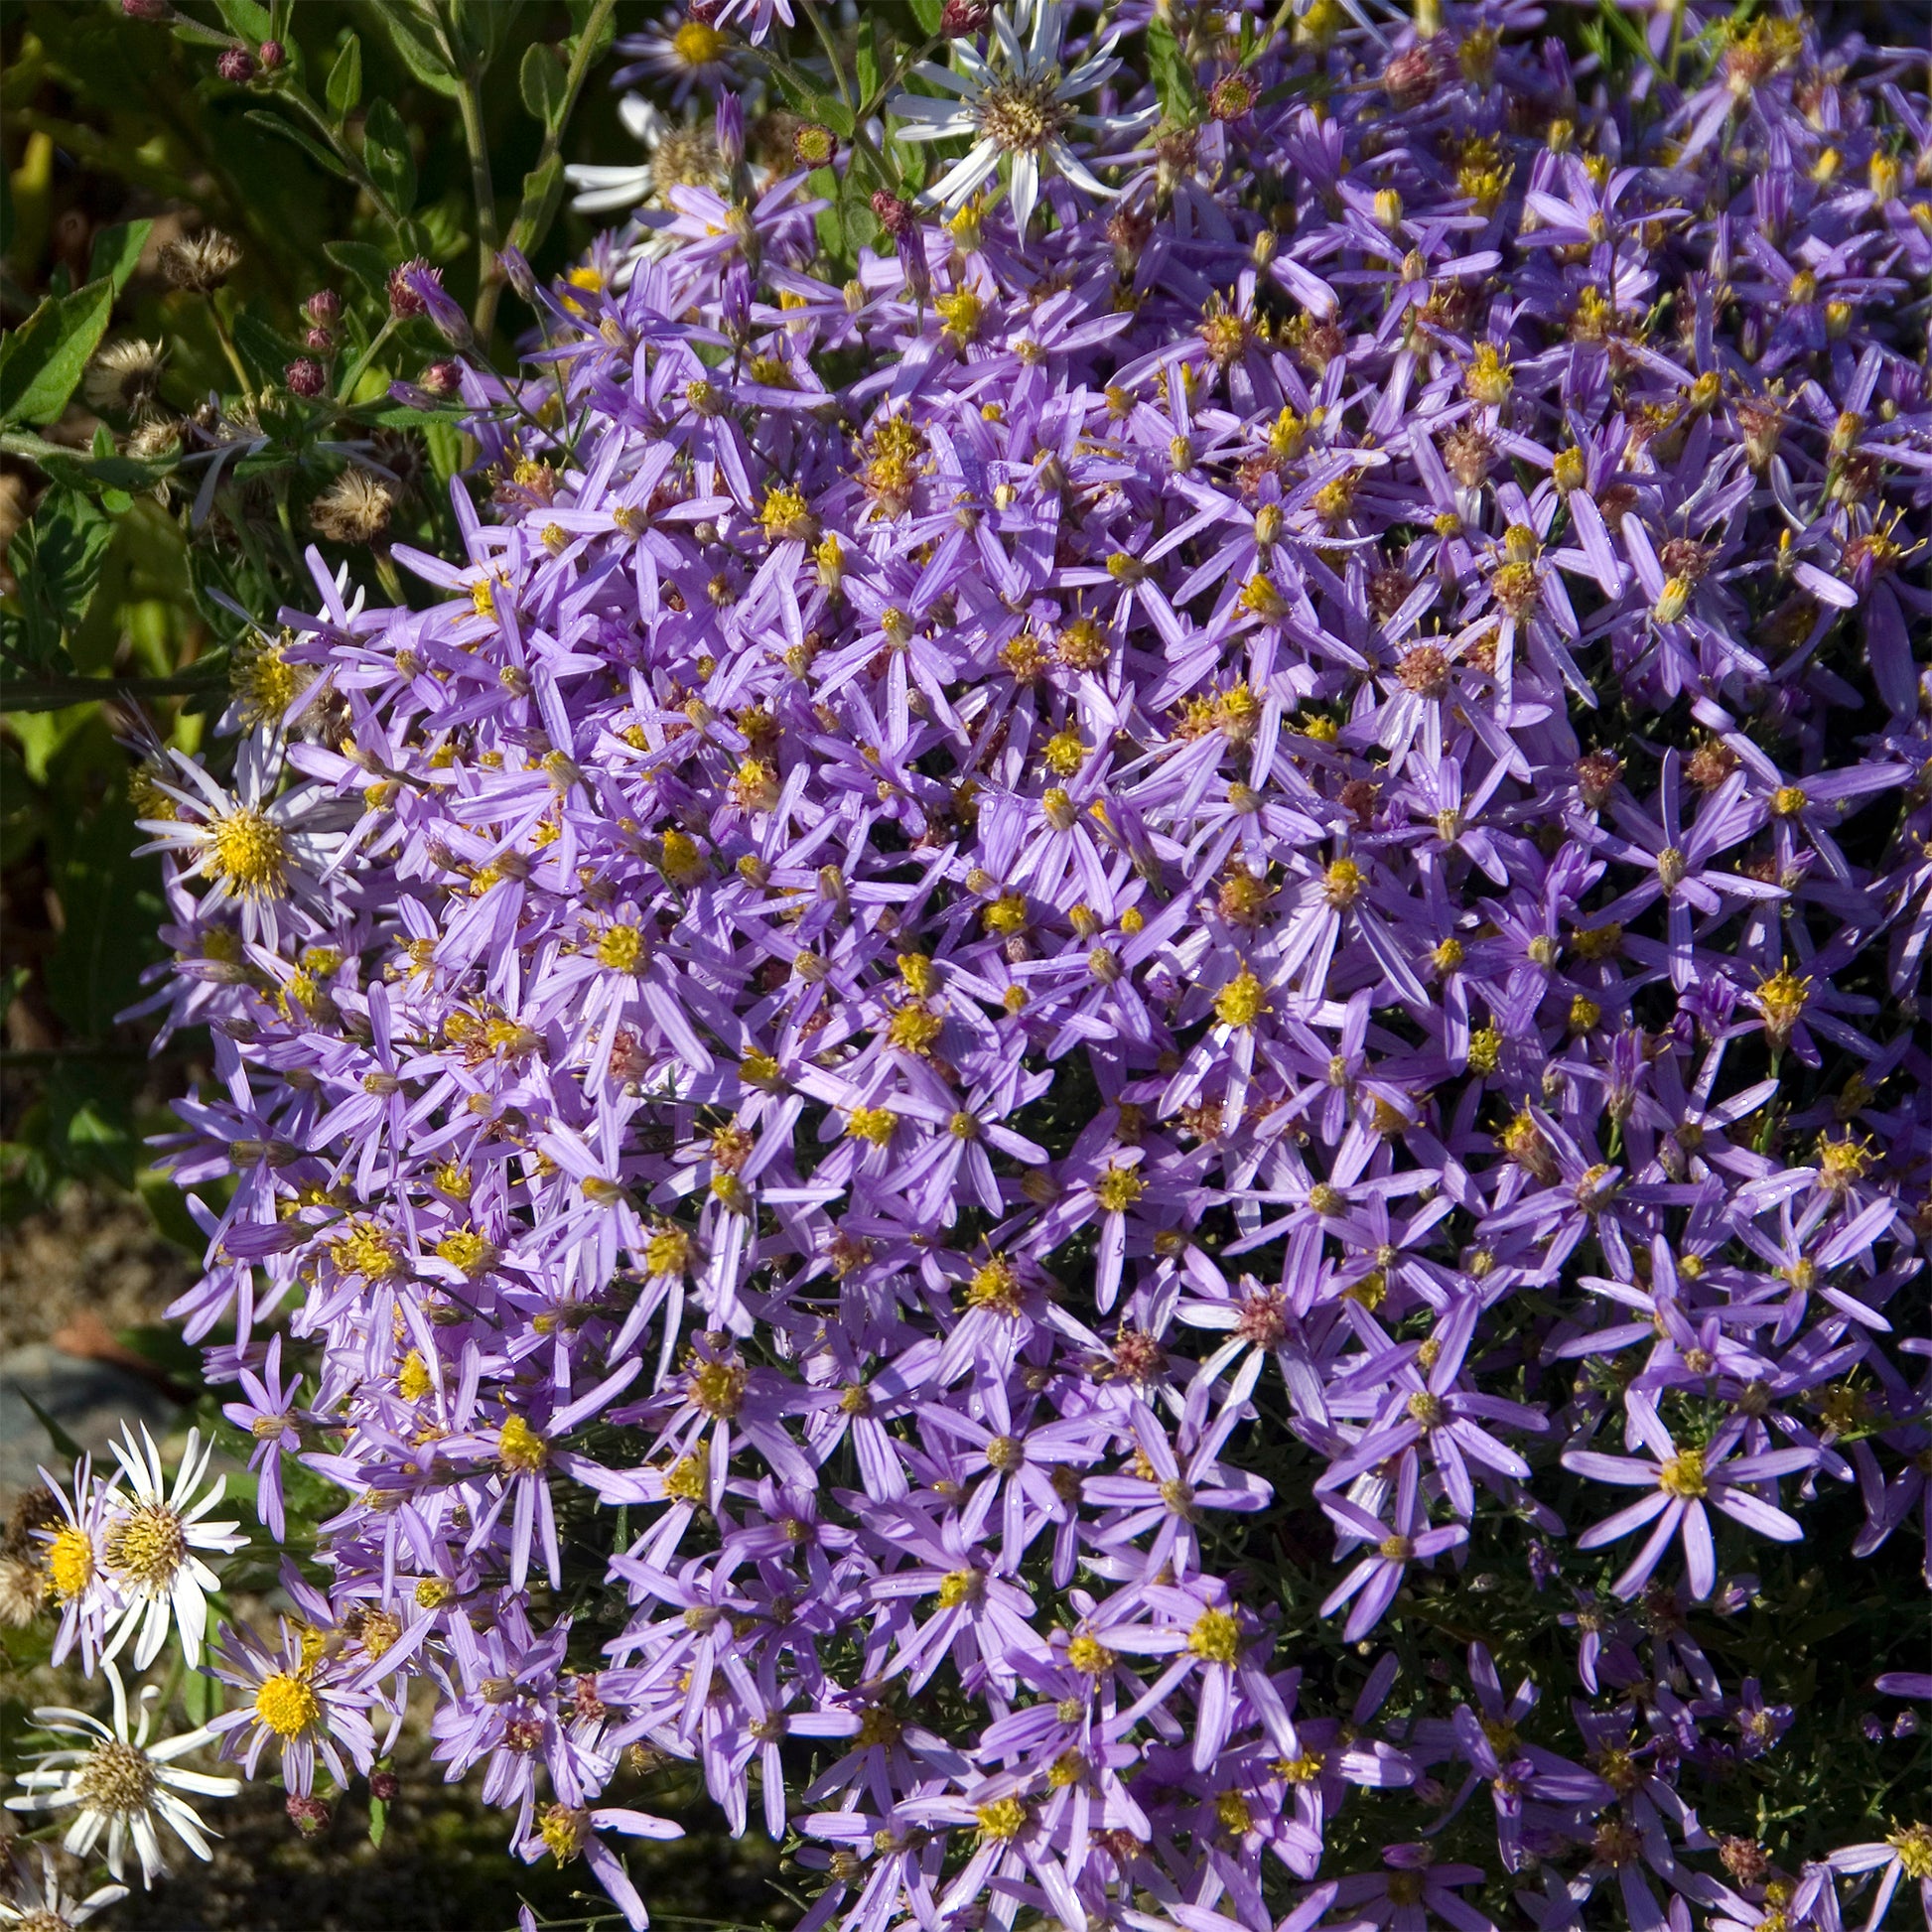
<box><xmin>83</xmin><ymin>1</ymin><xmax>1932</xmax><ymax>1927</ymax></box>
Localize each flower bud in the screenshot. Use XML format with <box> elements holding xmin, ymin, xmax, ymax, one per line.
<box><xmin>258</xmin><ymin>39</ymin><xmax>285</xmax><ymax>69</ymax></box>
<box><xmin>304</xmin><ymin>289</ymin><xmax>342</xmax><ymax>327</ymax></box>
<box><xmin>287</xmin><ymin>1794</ymin><xmax>331</xmax><ymax>1836</ymax></box>
<box><xmin>941</xmin><ymin>0</ymin><xmax>993</xmax><ymax>31</ymax></box>
<box><xmin>369</xmin><ymin>1770</ymin><xmax>400</xmax><ymax>1803</ymax></box>
<box><xmin>398</xmin><ymin>261</ymin><xmax>471</xmax><ymax>345</ymax></box>
<box><xmin>897</xmin><ymin>229</ymin><xmax>931</xmax><ymax>304</ymax></box>
<box><xmin>497</xmin><ymin>247</ymin><xmax>537</xmax><ymax>303</ymax></box>
<box><xmin>121</xmin><ymin>0</ymin><xmax>171</xmax><ymax>17</ymax></box>
<box><xmin>305</xmin><ymin>326</ymin><xmax>336</xmax><ymax>352</ymax></box>
<box><xmin>421</xmin><ymin>360</ymin><xmax>462</xmax><ymax>396</ymax></box>
<box><xmin>721</xmin><ymin>260</ymin><xmax>753</xmax><ymax>343</ymax></box>
<box><xmin>794</xmin><ymin>123</ymin><xmax>838</xmax><ymax>170</ymax></box>
<box><xmin>285</xmin><ymin>357</ymin><xmax>326</xmax><ymax>398</ymax></box>
<box><xmin>871</xmin><ymin>191</ymin><xmax>917</xmax><ymax>239</ymax></box>
<box><xmin>1209</xmin><ymin>72</ymin><xmax>1256</xmax><ymax>120</ymax></box>
<box><xmin>388</xmin><ymin>261</ymin><xmax>429</xmax><ymax>320</ymax></box>
<box><xmin>715</xmin><ymin>91</ymin><xmax>745</xmax><ymax>175</ymax></box>
<box><xmin>216</xmin><ymin>47</ymin><xmax>257</xmax><ymax>82</ymax></box>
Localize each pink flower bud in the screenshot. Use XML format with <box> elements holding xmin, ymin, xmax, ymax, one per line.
<box><xmin>258</xmin><ymin>39</ymin><xmax>286</xmax><ymax>69</ymax></box>
<box><xmin>121</xmin><ymin>0</ymin><xmax>172</xmax><ymax>18</ymax></box>
<box><xmin>305</xmin><ymin>326</ymin><xmax>336</xmax><ymax>352</ymax></box>
<box><xmin>369</xmin><ymin>1770</ymin><xmax>400</xmax><ymax>1803</ymax></box>
<box><xmin>388</xmin><ymin>260</ymin><xmax>431</xmax><ymax>320</ymax></box>
<box><xmin>216</xmin><ymin>47</ymin><xmax>257</xmax><ymax>82</ymax></box>
<box><xmin>421</xmin><ymin>361</ymin><xmax>462</xmax><ymax>396</ymax></box>
<box><xmin>304</xmin><ymin>289</ymin><xmax>342</xmax><ymax>325</ymax></box>
<box><xmin>286</xmin><ymin>1794</ymin><xmax>330</xmax><ymax>1836</ymax></box>
<box><xmin>940</xmin><ymin>0</ymin><xmax>992</xmax><ymax>33</ymax></box>
<box><xmin>871</xmin><ymin>191</ymin><xmax>916</xmax><ymax>239</ymax></box>
<box><xmin>285</xmin><ymin>357</ymin><xmax>326</xmax><ymax>398</ymax></box>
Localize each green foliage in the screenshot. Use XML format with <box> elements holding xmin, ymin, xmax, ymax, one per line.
<box><xmin>0</xmin><ymin>278</ymin><xmax>116</xmax><ymax>427</ymax></box>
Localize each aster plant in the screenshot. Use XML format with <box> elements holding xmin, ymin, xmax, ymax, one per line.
<box><xmin>5</xmin><ymin>0</ymin><xmax>1932</xmax><ymax>1929</ymax></box>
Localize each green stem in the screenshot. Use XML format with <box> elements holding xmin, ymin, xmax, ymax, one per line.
<box><xmin>207</xmin><ymin>294</ymin><xmax>256</xmax><ymax>408</ymax></box>
<box><xmin>0</xmin><ymin>672</ymin><xmax>223</xmax><ymax>713</ymax></box>
<box><xmin>456</xmin><ymin>64</ymin><xmax>501</xmax><ymax>336</ymax></box>
<box><xmin>336</xmin><ymin>316</ymin><xmax>398</xmax><ymax>405</ymax></box>
<box><xmin>483</xmin><ymin>0</ymin><xmax>621</xmax><ymax>345</ymax></box>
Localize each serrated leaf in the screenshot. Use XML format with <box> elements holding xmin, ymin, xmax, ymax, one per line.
<box><xmin>908</xmin><ymin>0</ymin><xmax>943</xmax><ymax>30</ymax></box>
<box><xmin>6</xmin><ymin>488</ymin><xmax>111</xmax><ymax>668</ymax></box>
<box><xmin>48</xmin><ymin>793</ymin><xmax>162</xmax><ymax>1039</ymax></box>
<box><xmin>513</xmin><ymin>152</ymin><xmax>567</xmax><ymax>258</ymax></box>
<box><xmin>231</xmin><ymin>310</ymin><xmax>300</xmax><ymax>390</ymax></box>
<box><xmin>0</xmin><ymin>279</ymin><xmax>114</xmax><ymax>428</ymax></box>
<box><xmin>361</xmin><ymin>96</ymin><xmax>418</xmax><ymax>215</ymax></box>
<box><xmin>370</xmin><ymin>0</ymin><xmax>463</xmax><ymax>97</ymax></box>
<box><xmin>242</xmin><ymin>108</ymin><xmax>354</xmax><ymax>185</ymax></box>
<box><xmin>326</xmin><ymin>32</ymin><xmax>362</xmax><ymax>121</ymax></box>
<box><xmin>86</xmin><ymin>219</ymin><xmax>153</xmax><ymax>297</ymax></box>
<box><xmin>1146</xmin><ymin>14</ymin><xmax>1198</xmax><ymax>118</ymax></box>
<box><xmin>324</xmin><ymin>238</ymin><xmax>396</xmax><ymax>295</ymax></box>
<box><xmin>214</xmin><ymin>0</ymin><xmax>274</xmax><ymax>42</ymax></box>
<box><xmin>519</xmin><ymin>41</ymin><xmax>568</xmax><ymax>125</ymax></box>
<box><xmin>856</xmin><ymin>14</ymin><xmax>881</xmax><ymax>101</ymax></box>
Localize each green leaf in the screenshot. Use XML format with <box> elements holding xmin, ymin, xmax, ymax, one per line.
<box><xmin>452</xmin><ymin>0</ymin><xmax>525</xmax><ymax>65</ymax></box>
<box><xmin>324</xmin><ymin>238</ymin><xmax>396</xmax><ymax>296</ymax></box>
<box><xmin>231</xmin><ymin>309</ymin><xmax>301</xmax><ymax>390</ymax></box>
<box><xmin>326</xmin><ymin>32</ymin><xmax>362</xmax><ymax>121</ymax></box>
<box><xmin>370</xmin><ymin>0</ymin><xmax>463</xmax><ymax>97</ymax></box>
<box><xmin>513</xmin><ymin>152</ymin><xmax>567</xmax><ymax>258</ymax></box>
<box><xmin>6</xmin><ymin>488</ymin><xmax>112</xmax><ymax>668</ymax></box>
<box><xmin>86</xmin><ymin>219</ymin><xmax>153</xmax><ymax>297</ymax></box>
<box><xmin>46</xmin><ymin>793</ymin><xmax>163</xmax><ymax>1039</ymax></box>
<box><xmin>137</xmin><ymin>1169</ymin><xmax>209</xmax><ymax>1256</ymax></box>
<box><xmin>907</xmin><ymin>0</ymin><xmax>944</xmax><ymax>30</ymax></box>
<box><xmin>242</xmin><ymin>109</ymin><xmax>355</xmax><ymax>185</ymax></box>
<box><xmin>0</xmin><ymin>279</ymin><xmax>114</xmax><ymax>428</ymax></box>
<box><xmin>856</xmin><ymin>14</ymin><xmax>881</xmax><ymax>101</ymax></box>
<box><xmin>519</xmin><ymin>41</ymin><xmax>568</xmax><ymax>125</ymax></box>
<box><xmin>1146</xmin><ymin>14</ymin><xmax>1198</xmax><ymax>118</ymax></box>
<box><xmin>368</xmin><ymin>1795</ymin><xmax>388</xmax><ymax>1848</ymax></box>
<box><xmin>361</xmin><ymin>96</ymin><xmax>418</xmax><ymax>215</ymax></box>
<box><xmin>214</xmin><ymin>0</ymin><xmax>274</xmax><ymax>42</ymax></box>
<box><xmin>13</xmin><ymin>1386</ymin><xmax>83</xmax><ymax>1464</ymax></box>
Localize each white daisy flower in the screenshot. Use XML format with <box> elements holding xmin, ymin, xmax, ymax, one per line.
<box><xmin>0</xmin><ymin>1845</ymin><xmax>127</xmax><ymax>1927</ymax></box>
<box><xmin>5</xmin><ymin>1662</ymin><xmax>239</xmax><ymax>1887</ymax></box>
<box><xmin>890</xmin><ymin>0</ymin><xmax>1156</xmax><ymax>235</ymax></box>
<box><xmin>134</xmin><ymin>729</ymin><xmax>346</xmax><ymax>949</ymax></box>
<box><xmin>96</xmin><ymin>1425</ymin><xmax>245</xmax><ymax>1672</ymax></box>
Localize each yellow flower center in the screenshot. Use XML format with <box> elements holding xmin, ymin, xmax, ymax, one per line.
<box><xmin>1659</xmin><ymin>1448</ymin><xmax>1707</xmax><ymax>1497</ymax></box>
<box><xmin>207</xmin><ymin>806</ymin><xmax>288</xmax><ymax>894</ymax></box>
<box><xmin>689</xmin><ymin>1360</ymin><xmax>748</xmax><ymax>1419</ymax></box>
<box><xmin>671</xmin><ymin>20</ymin><xmax>725</xmax><ymax>66</ymax></box>
<box><xmin>255</xmin><ymin>1670</ymin><xmax>321</xmax><ymax>1738</ymax></box>
<box><xmin>498</xmin><ymin>1416</ymin><xmax>547</xmax><ymax>1473</ymax></box>
<box><xmin>104</xmin><ymin>1503</ymin><xmax>187</xmax><ymax>1589</ymax></box>
<box><xmin>1215</xmin><ymin>970</ymin><xmax>1269</xmax><ymax>1028</ymax></box>
<box><xmin>1891</xmin><ymin>1825</ymin><xmax>1932</xmax><ymax>1881</ymax></box>
<box><xmin>46</xmin><ymin>1524</ymin><xmax>94</xmax><ymax>1598</ymax></box>
<box><xmin>1187</xmin><ymin>1606</ymin><xmax>1241</xmax><ymax>1666</ymax></box>
<box><xmin>965</xmin><ymin>1255</ymin><xmax>1025</xmax><ymax>1317</ymax></box>
<box><xmin>975</xmin><ymin>1796</ymin><xmax>1030</xmax><ymax>1841</ymax></box>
